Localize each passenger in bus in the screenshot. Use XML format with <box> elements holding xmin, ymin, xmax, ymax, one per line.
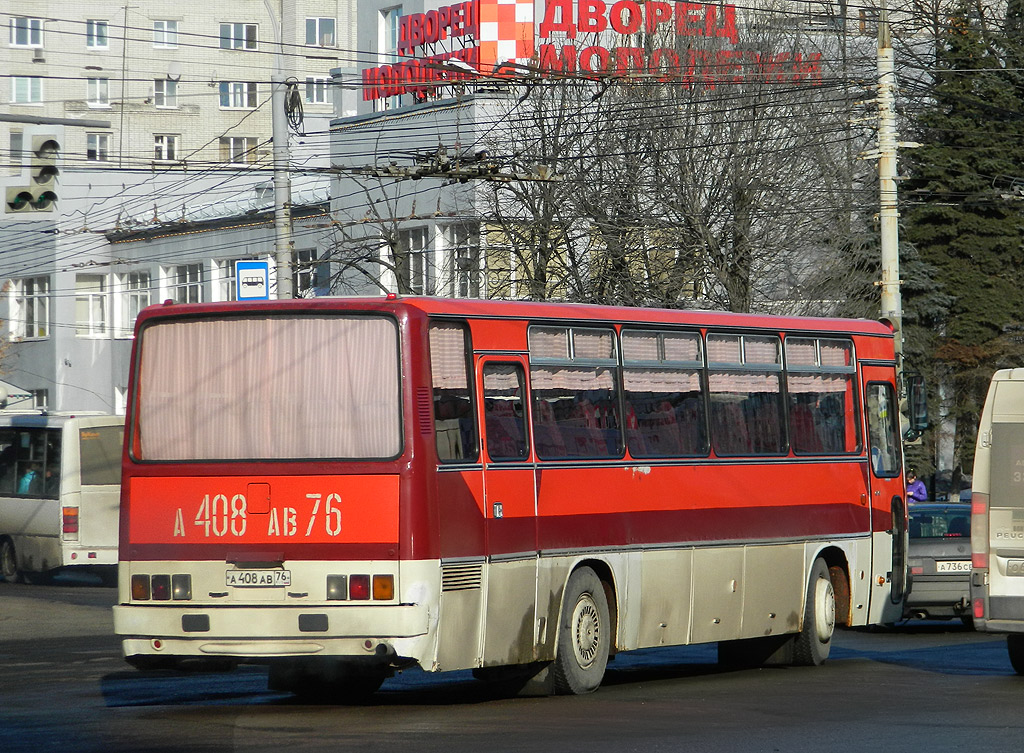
<box><xmin>906</xmin><ymin>470</ymin><xmax>927</xmax><ymax>503</ymax></box>
<box><xmin>18</xmin><ymin>463</ymin><xmax>40</xmax><ymax>495</ymax></box>
<box><xmin>44</xmin><ymin>465</ymin><xmax>60</xmax><ymax>496</ymax></box>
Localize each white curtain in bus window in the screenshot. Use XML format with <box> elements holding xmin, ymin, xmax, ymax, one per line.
<box><xmin>138</xmin><ymin>316</ymin><xmax>400</xmax><ymax>460</ymax></box>
<box><xmin>785</xmin><ymin>337</ymin><xmax>860</xmax><ymax>455</ymax></box>
<box><xmin>621</xmin><ymin>329</ymin><xmax>707</xmax><ymax>458</ymax></box>
<box><xmin>707</xmin><ymin>334</ymin><xmax>784</xmax><ymax>456</ymax></box>
<box><xmin>429</xmin><ymin>322</ymin><xmax>477</xmax><ymax>463</ymax></box>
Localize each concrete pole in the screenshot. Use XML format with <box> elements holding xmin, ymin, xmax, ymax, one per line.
<box><xmin>877</xmin><ymin>5</ymin><xmax>902</xmax><ymax>372</ymax></box>
<box><xmin>266</xmin><ymin>0</ymin><xmax>293</xmax><ymax>298</ymax></box>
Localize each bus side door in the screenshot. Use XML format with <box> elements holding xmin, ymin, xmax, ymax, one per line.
<box><xmin>476</xmin><ymin>356</ymin><xmax>539</xmax><ymax>664</ymax></box>
<box><xmin>862</xmin><ymin>368</ymin><xmax>907</xmax><ymax>622</ymax></box>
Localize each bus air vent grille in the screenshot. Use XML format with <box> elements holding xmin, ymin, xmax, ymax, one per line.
<box><xmin>441</xmin><ymin>562</ymin><xmax>483</xmax><ymax>591</ymax></box>
<box><xmin>416</xmin><ymin>387</ymin><xmax>432</xmax><ymax>434</ymax></box>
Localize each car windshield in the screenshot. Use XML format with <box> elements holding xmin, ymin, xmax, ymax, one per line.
<box><xmin>909</xmin><ymin>509</ymin><xmax>970</xmax><ymax>539</ymax></box>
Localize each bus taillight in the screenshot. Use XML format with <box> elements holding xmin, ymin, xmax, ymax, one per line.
<box><xmin>373</xmin><ymin>574</ymin><xmax>394</xmax><ymax>600</ymax></box>
<box><xmin>974</xmin><ymin>597</ymin><xmax>985</xmax><ymax>620</ymax></box>
<box><xmin>971</xmin><ymin>492</ymin><xmax>989</xmax><ymax>569</ymax></box>
<box><xmin>350</xmin><ymin>574</ymin><xmax>370</xmax><ymax>600</ymax></box>
<box><xmin>62</xmin><ymin>507</ymin><xmax>79</xmax><ymax>539</ymax></box>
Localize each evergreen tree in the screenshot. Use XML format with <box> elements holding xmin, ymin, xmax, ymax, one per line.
<box><xmin>902</xmin><ymin>0</ymin><xmax>1024</xmax><ymax>484</ymax></box>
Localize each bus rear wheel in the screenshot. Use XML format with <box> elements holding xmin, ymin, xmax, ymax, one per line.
<box><xmin>1007</xmin><ymin>635</ymin><xmax>1024</xmax><ymax>675</ymax></box>
<box><xmin>0</xmin><ymin>538</ymin><xmax>21</xmax><ymax>583</ymax></box>
<box><xmin>551</xmin><ymin>566</ymin><xmax>610</xmax><ymax>695</ymax></box>
<box><xmin>793</xmin><ymin>558</ymin><xmax>835</xmax><ymax>666</ymax></box>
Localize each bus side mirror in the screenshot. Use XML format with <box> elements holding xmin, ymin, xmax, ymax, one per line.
<box><xmin>904</xmin><ymin>373</ymin><xmax>928</xmax><ymax>441</ymax></box>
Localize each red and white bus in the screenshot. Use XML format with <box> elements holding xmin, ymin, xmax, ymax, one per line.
<box><xmin>114</xmin><ymin>296</ymin><xmax>913</xmax><ymax>697</ymax></box>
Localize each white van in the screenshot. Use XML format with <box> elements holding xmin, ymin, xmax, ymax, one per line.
<box><xmin>969</xmin><ymin>369</ymin><xmax>1024</xmax><ymax>671</ymax></box>
<box><xmin>0</xmin><ymin>412</ymin><xmax>123</xmax><ymax>584</ymax></box>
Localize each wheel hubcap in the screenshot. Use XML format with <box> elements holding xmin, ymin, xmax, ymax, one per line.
<box><xmin>571</xmin><ymin>593</ymin><xmax>601</xmax><ymax>669</ymax></box>
<box><xmin>814</xmin><ymin>577</ymin><xmax>836</xmax><ymax>642</ymax></box>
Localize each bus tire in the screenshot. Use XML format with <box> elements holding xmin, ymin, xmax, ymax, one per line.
<box><xmin>1007</xmin><ymin>635</ymin><xmax>1024</xmax><ymax>675</ymax></box>
<box><xmin>551</xmin><ymin>566</ymin><xmax>610</xmax><ymax>695</ymax></box>
<box><xmin>0</xmin><ymin>538</ymin><xmax>21</xmax><ymax>583</ymax></box>
<box><xmin>793</xmin><ymin>558</ymin><xmax>835</xmax><ymax>666</ymax></box>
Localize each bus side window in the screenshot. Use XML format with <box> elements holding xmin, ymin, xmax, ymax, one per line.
<box><xmin>867</xmin><ymin>382</ymin><xmax>901</xmax><ymax>477</ymax></box>
<box><xmin>429</xmin><ymin>321</ymin><xmax>478</xmax><ymax>463</ymax></box>
<box><xmin>0</xmin><ymin>429</ymin><xmax>16</xmax><ymax>494</ymax></box>
<box><xmin>482</xmin><ymin>363</ymin><xmax>528</xmax><ymax>461</ymax></box>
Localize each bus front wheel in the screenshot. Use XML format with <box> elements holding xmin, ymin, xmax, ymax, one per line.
<box><xmin>1007</xmin><ymin>635</ymin><xmax>1024</xmax><ymax>675</ymax></box>
<box><xmin>793</xmin><ymin>558</ymin><xmax>835</xmax><ymax>666</ymax></box>
<box><xmin>0</xmin><ymin>538</ymin><xmax>21</xmax><ymax>583</ymax></box>
<box><xmin>551</xmin><ymin>566</ymin><xmax>610</xmax><ymax>695</ymax></box>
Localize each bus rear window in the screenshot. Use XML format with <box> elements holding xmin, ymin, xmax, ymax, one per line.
<box><xmin>80</xmin><ymin>425</ymin><xmax>125</xmax><ymax>485</ymax></box>
<box><xmin>135</xmin><ymin>315</ymin><xmax>401</xmax><ymax>461</ymax></box>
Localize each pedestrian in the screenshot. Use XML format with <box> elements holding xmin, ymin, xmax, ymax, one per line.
<box><xmin>906</xmin><ymin>469</ymin><xmax>927</xmax><ymax>503</ymax></box>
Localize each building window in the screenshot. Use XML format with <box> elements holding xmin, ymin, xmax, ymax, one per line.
<box><xmin>75</xmin><ymin>274</ymin><xmax>109</xmax><ymax>337</ymax></box>
<box><xmin>11</xmin><ymin>76</ymin><xmax>42</xmax><ymax>104</ymax></box>
<box><xmin>218</xmin><ymin>136</ymin><xmax>258</xmax><ymax>163</ymax></box>
<box><xmin>154</xmin><ymin>78</ymin><xmax>177</xmax><ymax>108</ymax></box>
<box><xmin>380</xmin><ymin>8</ymin><xmax>404</xmax><ymax>110</ymax></box>
<box><xmin>220</xmin><ymin>22</ymin><xmax>257</xmax><ymax>50</ymax></box>
<box><xmin>218</xmin><ymin>81</ymin><xmax>258</xmax><ymax>109</ymax></box>
<box><xmin>86</xmin><ymin>20</ymin><xmax>109</xmax><ymax>49</ymax></box>
<box><xmin>87</xmin><ymin>77</ymin><xmax>109</xmax><ymax>107</ymax></box>
<box><xmin>294</xmin><ymin>249</ymin><xmax>330</xmax><ymax>297</ymax></box>
<box><xmin>10</xmin><ymin>17</ymin><xmax>43</xmax><ymax>48</ymax></box>
<box><xmin>447</xmin><ymin>224</ymin><xmax>480</xmax><ymax>297</ymax></box>
<box><xmin>154</xmin><ymin>134</ymin><xmax>178</xmax><ymax>161</ymax></box>
<box><xmin>9</xmin><ymin>131</ymin><xmax>24</xmax><ymax>174</ymax></box>
<box><xmin>167</xmin><ymin>264</ymin><xmax>203</xmax><ymax>303</ymax></box>
<box><xmin>382</xmin><ymin>7</ymin><xmax>402</xmax><ymax>53</ymax></box>
<box><xmin>11</xmin><ymin>277</ymin><xmax>49</xmax><ymax>339</ymax></box>
<box><xmin>153</xmin><ymin>20</ymin><xmax>178</xmax><ymax>48</ymax></box>
<box><xmin>215</xmin><ymin>259</ymin><xmax>242</xmax><ymax>301</ymax></box>
<box><xmin>87</xmin><ymin>133</ymin><xmax>110</xmax><ymax>161</ymax></box>
<box><xmin>116</xmin><ymin>271</ymin><xmax>150</xmax><ymax>337</ymax></box>
<box><xmin>396</xmin><ymin>227</ymin><xmax>432</xmax><ymax>295</ymax></box>
<box><xmin>305</xmin><ymin>17</ymin><xmax>335</xmax><ymax>46</ymax></box>
<box><xmin>305</xmin><ymin>77</ymin><xmax>329</xmax><ymax>104</ymax></box>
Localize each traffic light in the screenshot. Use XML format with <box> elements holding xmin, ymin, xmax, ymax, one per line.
<box><xmin>5</xmin><ymin>135</ymin><xmax>59</xmax><ymax>212</ymax></box>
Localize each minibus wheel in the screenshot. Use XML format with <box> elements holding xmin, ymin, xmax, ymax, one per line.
<box><xmin>0</xmin><ymin>538</ymin><xmax>20</xmax><ymax>583</ymax></box>
<box><xmin>793</xmin><ymin>557</ymin><xmax>835</xmax><ymax>666</ymax></box>
<box><xmin>1007</xmin><ymin>635</ymin><xmax>1024</xmax><ymax>675</ymax></box>
<box><xmin>552</xmin><ymin>566</ymin><xmax>610</xmax><ymax>694</ymax></box>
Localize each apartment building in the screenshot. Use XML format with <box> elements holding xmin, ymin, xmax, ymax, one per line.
<box><xmin>4</xmin><ymin>2</ymin><xmax>355</xmax><ymax>169</ymax></box>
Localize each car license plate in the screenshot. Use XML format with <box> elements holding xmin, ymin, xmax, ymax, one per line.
<box><xmin>935</xmin><ymin>560</ymin><xmax>971</xmax><ymax>573</ymax></box>
<box><xmin>225</xmin><ymin>569</ymin><xmax>291</xmax><ymax>587</ymax></box>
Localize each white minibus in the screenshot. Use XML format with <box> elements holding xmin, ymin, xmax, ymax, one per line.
<box><xmin>0</xmin><ymin>412</ymin><xmax>123</xmax><ymax>584</ymax></box>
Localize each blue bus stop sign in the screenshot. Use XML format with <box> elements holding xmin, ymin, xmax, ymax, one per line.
<box><xmin>235</xmin><ymin>260</ymin><xmax>270</xmax><ymax>300</ymax></box>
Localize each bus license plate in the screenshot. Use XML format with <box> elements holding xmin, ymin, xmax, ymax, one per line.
<box><xmin>225</xmin><ymin>569</ymin><xmax>291</xmax><ymax>587</ymax></box>
<box><xmin>935</xmin><ymin>560</ymin><xmax>971</xmax><ymax>573</ymax></box>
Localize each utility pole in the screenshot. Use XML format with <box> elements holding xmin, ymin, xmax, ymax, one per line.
<box><xmin>877</xmin><ymin>2</ymin><xmax>903</xmax><ymax>377</ymax></box>
<box><xmin>265</xmin><ymin>0</ymin><xmax>294</xmax><ymax>298</ymax></box>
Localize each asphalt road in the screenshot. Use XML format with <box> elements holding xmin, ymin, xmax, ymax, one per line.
<box><xmin>1</xmin><ymin>575</ymin><xmax>1022</xmax><ymax>753</ymax></box>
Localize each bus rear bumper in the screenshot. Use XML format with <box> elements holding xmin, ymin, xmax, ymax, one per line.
<box><xmin>113</xmin><ymin>603</ymin><xmax>430</xmax><ymax>661</ymax></box>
